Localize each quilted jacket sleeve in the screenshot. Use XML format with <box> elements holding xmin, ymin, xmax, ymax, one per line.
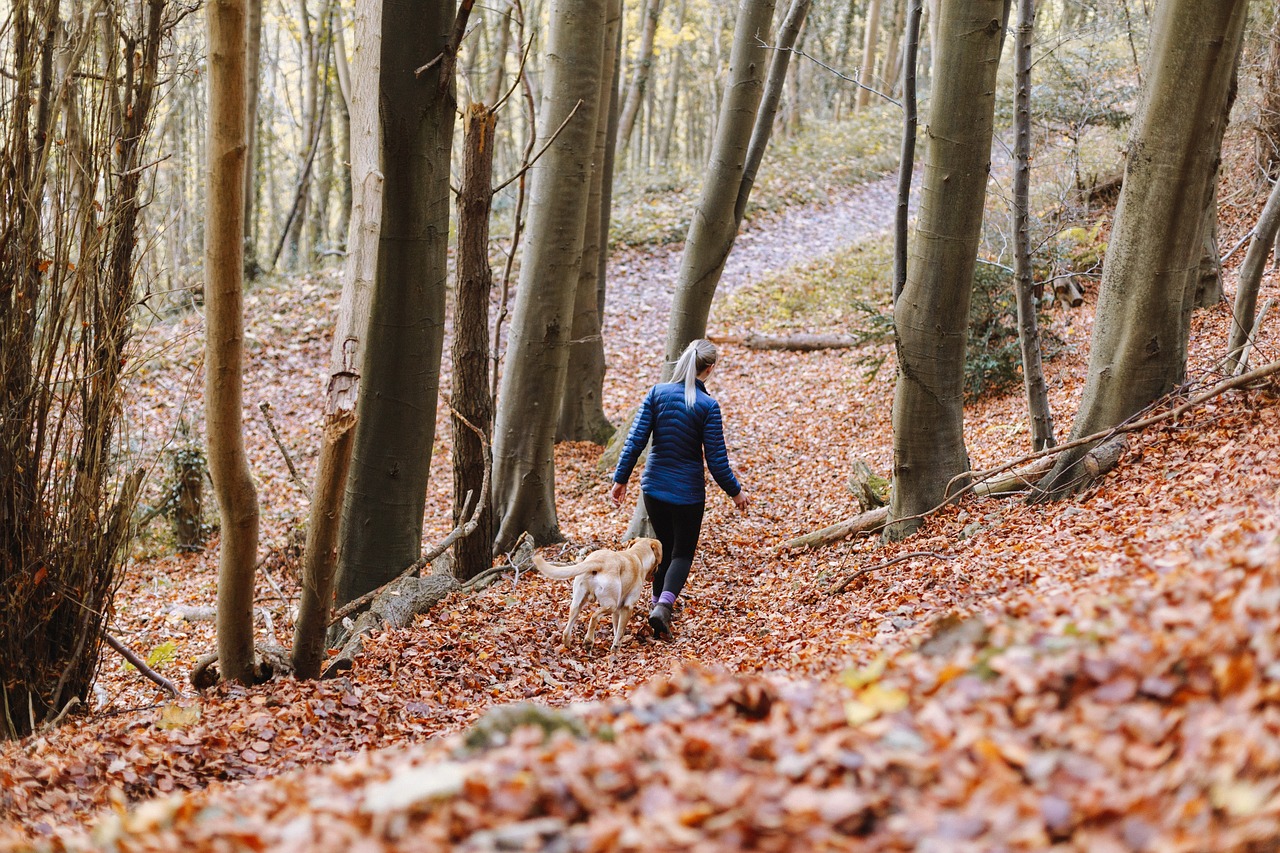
<box><xmin>613</xmin><ymin>387</ymin><xmax>655</xmax><ymax>484</ymax></box>
<box><xmin>702</xmin><ymin>401</ymin><xmax>741</xmax><ymax>497</ymax></box>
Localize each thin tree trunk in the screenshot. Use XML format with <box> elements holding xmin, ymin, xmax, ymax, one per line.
<box><xmin>242</xmin><ymin>0</ymin><xmax>263</xmax><ymax>279</ymax></box>
<box><xmin>557</xmin><ymin>0</ymin><xmax>622</xmax><ymax>444</ymax></box>
<box><xmin>597</xmin><ymin>1</ymin><xmax>624</xmax><ymax>320</ymax></box>
<box><xmin>451</xmin><ymin>104</ymin><xmax>497</xmax><ymax>581</ymax></box>
<box><xmin>333</xmin><ymin>0</ymin><xmax>456</xmax><ymax>607</ymax></box>
<box><xmin>879</xmin><ymin>0</ymin><xmax>906</xmax><ymax>98</ymax></box>
<box><xmin>292</xmin><ymin>0</ymin><xmax>380</xmax><ymax>678</ymax></box>
<box><xmin>1013</xmin><ymin>0</ymin><xmax>1054</xmax><ymax>451</ymax></box>
<box><xmin>1039</xmin><ymin>0</ymin><xmax>1248</xmax><ymax>498</ymax></box>
<box><xmin>1224</xmin><ymin>174</ymin><xmax>1280</xmax><ymax>372</ymax></box>
<box><xmin>491</xmin><ymin>0</ymin><xmax>608</xmax><ymax>551</ymax></box>
<box><xmin>1257</xmin><ymin>12</ymin><xmax>1280</xmax><ymax>183</ymax></box>
<box><xmin>657</xmin><ymin>0</ymin><xmax>687</xmax><ymax>162</ymax></box>
<box><xmin>886</xmin><ymin>0</ymin><xmax>1011</xmax><ymax>540</ymax></box>
<box><xmin>206</xmin><ymin>0</ymin><xmax>260</xmax><ymax>683</ymax></box>
<box><xmin>616</xmin><ymin>0</ymin><xmax>663</xmax><ymax>157</ymax></box>
<box><xmin>891</xmin><ymin>0</ymin><xmax>921</xmax><ymax>304</ymax></box>
<box><xmin>485</xmin><ymin>0</ymin><xmax>513</xmax><ymax>105</ymax></box>
<box><xmin>855</xmin><ymin>0</ymin><xmax>882</xmax><ymax>111</ymax></box>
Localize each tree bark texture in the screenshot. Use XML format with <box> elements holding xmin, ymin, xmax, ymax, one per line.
<box><xmin>664</xmin><ymin>0</ymin><xmax>776</xmax><ymax>367</ymax></box>
<box><xmin>617</xmin><ymin>0</ymin><xmax>663</xmax><ymax>157</ymax></box>
<box><xmin>334</xmin><ymin>0</ymin><xmax>456</xmax><ymax>607</ymax></box>
<box><xmin>1040</xmin><ymin>0</ymin><xmax>1248</xmax><ymax>497</ymax></box>
<box><xmin>206</xmin><ymin>0</ymin><xmax>261</xmax><ymax>683</ymax></box>
<box><xmin>597</xmin><ymin>1</ymin><xmax>625</xmax><ymax>322</ymax></box>
<box><xmin>887</xmin><ymin>0</ymin><xmax>1010</xmax><ymax>540</ymax></box>
<box><xmin>291</xmin><ymin>0</ymin><xmax>382</xmax><ymax>677</ymax></box>
<box><xmin>1257</xmin><ymin>12</ymin><xmax>1280</xmax><ymax>182</ymax></box>
<box><xmin>1013</xmin><ymin>0</ymin><xmax>1054</xmax><ymax>451</ymax></box>
<box><xmin>452</xmin><ymin>104</ymin><xmax>498</xmax><ymax>581</ymax></box>
<box><xmin>557</xmin><ymin>0</ymin><xmax>622</xmax><ymax>445</ymax></box>
<box><xmin>491</xmin><ymin>0</ymin><xmax>608</xmax><ymax>551</ymax></box>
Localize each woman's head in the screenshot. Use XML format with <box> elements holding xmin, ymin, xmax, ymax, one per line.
<box><xmin>671</xmin><ymin>339</ymin><xmax>718</xmax><ymax>407</ymax></box>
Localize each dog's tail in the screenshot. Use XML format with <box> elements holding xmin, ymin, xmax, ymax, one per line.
<box><xmin>531</xmin><ymin>552</ymin><xmax>596</xmax><ymax>580</ymax></box>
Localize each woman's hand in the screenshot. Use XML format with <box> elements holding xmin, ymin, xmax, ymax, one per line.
<box><xmin>610</xmin><ymin>481</ymin><xmax>627</xmax><ymax>507</ymax></box>
<box><xmin>733</xmin><ymin>489</ymin><xmax>752</xmax><ymax>514</ymax></box>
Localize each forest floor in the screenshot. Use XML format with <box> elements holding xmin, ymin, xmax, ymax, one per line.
<box><xmin>5</xmin><ymin>160</ymin><xmax>1280</xmax><ymax>850</ymax></box>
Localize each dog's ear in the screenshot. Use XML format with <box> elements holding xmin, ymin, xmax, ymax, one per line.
<box><xmin>651</xmin><ymin>538</ymin><xmax>662</xmax><ymax>562</ymax></box>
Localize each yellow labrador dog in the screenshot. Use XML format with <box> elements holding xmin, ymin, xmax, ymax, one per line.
<box><xmin>532</xmin><ymin>538</ymin><xmax>663</xmax><ymax>651</ymax></box>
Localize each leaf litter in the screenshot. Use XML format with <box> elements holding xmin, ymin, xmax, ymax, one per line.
<box><xmin>4</xmin><ymin>167</ymin><xmax>1280</xmax><ymax>850</ymax></box>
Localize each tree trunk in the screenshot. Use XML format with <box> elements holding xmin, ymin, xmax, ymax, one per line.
<box><xmin>657</xmin><ymin>0</ymin><xmax>687</xmax><ymax>162</ymax></box>
<box><xmin>333</xmin><ymin>0</ymin><xmax>456</xmax><ymax>607</ymax></box>
<box><xmin>855</xmin><ymin>0</ymin><xmax>882</xmax><ymax>111</ymax></box>
<box><xmin>879</xmin><ymin>0</ymin><xmax>906</xmax><ymax>98</ymax></box>
<box><xmin>242</xmin><ymin>0</ymin><xmax>263</xmax><ymax>278</ymax></box>
<box><xmin>1257</xmin><ymin>12</ymin><xmax>1280</xmax><ymax>183</ymax></box>
<box><xmin>886</xmin><ymin>0</ymin><xmax>1010</xmax><ymax>540</ymax></box>
<box><xmin>1013</xmin><ymin>0</ymin><xmax>1054</xmax><ymax>451</ymax></box>
<box><xmin>291</xmin><ymin>0</ymin><xmax>381</xmax><ymax>679</ymax></box>
<box><xmin>617</xmin><ymin>0</ymin><xmax>663</xmax><ymax>158</ymax></box>
<box><xmin>206</xmin><ymin>0</ymin><xmax>261</xmax><ymax>683</ymax></box>
<box><xmin>557</xmin><ymin>0</ymin><xmax>622</xmax><ymax>445</ymax></box>
<box><xmin>1225</xmin><ymin>171</ymin><xmax>1280</xmax><ymax>373</ymax></box>
<box><xmin>491</xmin><ymin>0</ymin><xmax>608</xmax><ymax>551</ymax></box>
<box><xmin>597</xmin><ymin>3</ymin><xmax>625</xmax><ymax>321</ymax></box>
<box><xmin>451</xmin><ymin>104</ymin><xmax>498</xmax><ymax>581</ymax></box>
<box><xmin>1039</xmin><ymin>0</ymin><xmax>1248</xmax><ymax>498</ymax></box>
<box><xmin>891</xmin><ymin>0</ymin><xmax>921</xmax><ymax>303</ymax></box>
<box><xmin>664</xmin><ymin>0</ymin><xmax>776</xmax><ymax>360</ymax></box>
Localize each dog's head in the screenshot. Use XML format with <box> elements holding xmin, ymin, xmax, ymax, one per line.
<box><xmin>628</xmin><ymin>537</ymin><xmax>662</xmax><ymax>577</ymax></box>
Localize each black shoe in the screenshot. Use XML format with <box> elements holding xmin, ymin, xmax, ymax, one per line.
<box><xmin>649</xmin><ymin>602</ymin><xmax>673</xmax><ymax>640</ymax></box>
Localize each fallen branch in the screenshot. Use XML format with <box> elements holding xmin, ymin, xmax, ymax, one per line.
<box><xmin>778</xmin><ymin>506</ymin><xmax>889</xmax><ymax>551</ymax></box>
<box><xmin>259</xmin><ymin>401</ymin><xmax>310</xmax><ymax>500</ymax></box>
<box><xmin>828</xmin><ymin>550</ymin><xmax>952</xmax><ymax>595</ymax></box>
<box><xmin>103</xmin><ymin>631</ymin><xmax>180</xmax><ymax>697</ymax></box>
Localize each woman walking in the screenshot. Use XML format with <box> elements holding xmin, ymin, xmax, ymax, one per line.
<box><xmin>611</xmin><ymin>339</ymin><xmax>751</xmax><ymax>640</ymax></box>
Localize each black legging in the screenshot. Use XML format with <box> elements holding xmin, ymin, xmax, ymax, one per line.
<box><xmin>643</xmin><ymin>493</ymin><xmax>705</xmax><ymax>602</ymax></box>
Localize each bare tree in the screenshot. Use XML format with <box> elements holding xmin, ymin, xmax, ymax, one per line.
<box><xmin>617</xmin><ymin>0</ymin><xmax>664</xmax><ymax>158</ymax></box>
<box><xmin>886</xmin><ymin>0</ymin><xmax>1011</xmax><ymax>540</ymax></box>
<box><xmin>491</xmin><ymin>0</ymin><xmax>609</xmax><ymax>550</ymax></box>
<box><xmin>1038</xmin><ymin>0</ymin><xmax>1248</xmax><ymax>498</ymax></box>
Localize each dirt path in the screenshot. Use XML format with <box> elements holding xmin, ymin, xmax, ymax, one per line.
<box><xmin>602</xmin><ymin>173</ymin><xmax>903</xmax><ymax>351</ymax></box>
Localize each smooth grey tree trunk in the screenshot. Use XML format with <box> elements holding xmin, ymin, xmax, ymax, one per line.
<box><xmin>1013</xmin><ymin>0</ymin><xmax>1054</xmax><ymax>452</ymax></box>
<box><xmin>491</xmin><ymin>0</ymin><xmax>608</xmax><ymax>551</ymax></box>
<box><xmin>242</xmin><ymin>0</ymin><xmax>263</xmax><ymax>278</ymax></box>
<box><xmin>855</xmin><ymin>0</ymin><xmax>882</xmax><ymax>111</ymax></box>
<box><xmin>664</xmin><ymin>0</ymin><xmax>776</xmax><ymax>361</ymax></box>
<box><xmin>557</xmin><ymin>0</ymin><xmax>622</xmax><ymax>445</ymax></box>
<box><xmin>334</xmin><ymin>0</ymin><xmax>456</xmax><ymax>607</ymax></box>
<box><xmin>1038</xmin><ymin>0</ymin><xmax>1248</xmax><ymax>498</ymax></box>
<box><xmin>886</xmin><ymin>0</ymin><xmax>1010</xmax><ymax>540</ymax></box>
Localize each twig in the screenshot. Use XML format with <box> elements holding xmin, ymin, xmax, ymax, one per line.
<box><xmin>1232</xmin><ymin>298</ymin><xmax>1274</xmax><ymax>377</ymax></box>
<box><xmin>492</xmin><ymin>99</ymin><xmax>585</xmax><ymax>194</ymax></box>
<box><xmin>259</xmin><ymin>561</ymin><xmax>294</xmax><ymax>627</ymax></box>
<box><xmin>1221</xmin><ymin>228</ymin><xmax>1254</xmax><ymax>265</ymax></box>
<box><xmin>758</xmin><ymin>41</ymin><xmax>901</xmax><ymax>108</ymax></box>
<box><xmin>828</xmin><ymin>551</ymin><xmax>952</xmax><ymax>595</ymax></box>
<box><xmin>40</xmin><ymin>696</ymin><xmax>80</xmax><ymax>731</ymax></box>
<box><xmin>259</xmin><ymin>401</ymin><xmax>311</xmax><ymax>500</ymax></box>
<box><xmin>103</xmin><ymin>631</ymin><xmax>181</xmax><ymax>697</ymax></box>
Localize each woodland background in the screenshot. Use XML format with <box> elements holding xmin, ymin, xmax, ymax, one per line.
<box><xmin>4</xmin><ymin>0</ymin><xmax>1280</xmax><ymax>849</ymax></box>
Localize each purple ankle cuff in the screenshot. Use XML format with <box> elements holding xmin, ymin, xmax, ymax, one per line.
<box><xmin>658</xmin><ymin>591</ymin><xmax>677</xmax><ymax>606</ymax></box>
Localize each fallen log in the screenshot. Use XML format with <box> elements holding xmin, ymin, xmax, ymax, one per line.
<box><xmin>778</xmin><ymin>506</ymin><xmax>889</xmax><ymax>551</ymax></box>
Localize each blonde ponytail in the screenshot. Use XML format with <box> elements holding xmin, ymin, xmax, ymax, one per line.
<box><xmin>670</xmin><ymin>339</ymin><xmax>718</xmax><ymax>407</ymax></box>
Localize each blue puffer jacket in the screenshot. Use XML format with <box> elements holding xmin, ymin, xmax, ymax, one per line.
<box><xmin>613</xmin><ymin>380</ymin><xmax>741</xmax><ymax>506</ymax></box>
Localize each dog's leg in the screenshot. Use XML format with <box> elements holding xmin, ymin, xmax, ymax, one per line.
<box><xmin>563</xmin><ymin>580</ymin><xmax>588</xmax><ymax>647</ymax></box>
<box><xmin>585</xmin><ymin>608</ymin><xmax>605</xmax><ymax>649</ymax></box>
<box><xmin>611</xmin><ymin>605</ymin><xmax>631</xmax><ymax>651</ymax></box>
